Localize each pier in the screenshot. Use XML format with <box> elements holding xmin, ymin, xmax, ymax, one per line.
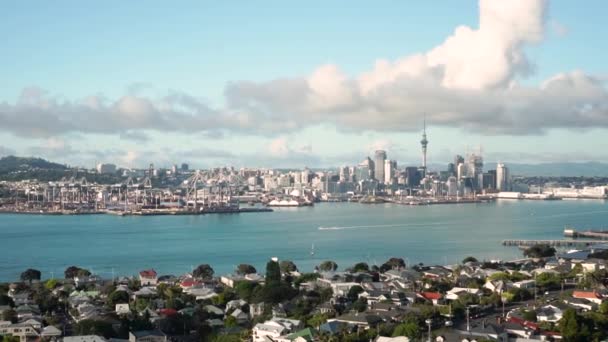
<box><xmin>564</xmin><ymin>228</ymin><xmax>608</xmax><ymax>240</ymax></box>
<box><xmin>502</xmin><ymin>239</ymin><xmax>604</xmax><ymax>247</ymax></box>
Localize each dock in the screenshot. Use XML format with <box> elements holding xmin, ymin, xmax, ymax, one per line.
<box><xmin>564</xmin><ymin>228</ymin><xmax>608</xmax><ymax>240</ymax></box>
<box><xmin>502</xmin><ymin>239</ymin><xmax>604</xmax><ymax>247</ymax></box>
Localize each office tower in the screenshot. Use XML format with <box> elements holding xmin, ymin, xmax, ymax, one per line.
<box><xmin>339</xmin><ymin>166</ymin><xmax>349</xmax><ymax>182</ymax></box>
<box><xmin>496</xmin><ymin>163</ymin><xmax>511</xmax><ymax>191</ymax></box>
<box><xmin>384</xmin><ymin>160</ymin><xmax>396</xmax><ymax>184</ymax></box>
<box><xmin>447</xmin><ymin>163</ymin><xmax>456</xmax><ymax>176</ymax></box>
<box><xmin>405</xmin><ymin>167</ymin><xmax>421</xmax><ymax>187</ymax></box>
<box><xmin>374</xmin><ymin>150</ymin><xmax>387</xmax><ymax>183</ymax></box>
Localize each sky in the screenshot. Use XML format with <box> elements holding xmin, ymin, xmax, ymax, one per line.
<box><xmin>1</xmin><ymin>0</ymin><xmax>607</xmax><ymax>169</ymax></box>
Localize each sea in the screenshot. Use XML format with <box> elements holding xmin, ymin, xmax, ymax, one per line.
<box><xmin>0</xmin><ymin>200</ymin><xmax>607</xmax><ymax>282</ymax></box>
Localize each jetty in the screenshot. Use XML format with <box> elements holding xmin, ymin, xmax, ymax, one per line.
<box><xmin>564</xmin><ymin>228</ymin><xmax>608</xmax><ymax>240</ymax></box>
<box><xmin>502</xmin><ymin>239</ymin><xmax>604</xmax><ymax>247</ymax></box>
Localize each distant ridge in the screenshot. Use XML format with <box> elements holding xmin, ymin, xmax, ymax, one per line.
<box><xmin>0</xmin><ymin>155</ymin><xmax>68</xmax><ymax>173</ymax></box>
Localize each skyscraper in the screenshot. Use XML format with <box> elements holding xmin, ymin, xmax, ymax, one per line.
<box><xmin>496</xmin><ymin>163</ymin><xmax>511</xmax><ymax>191</ymax></box>
<box><xmin>384</xmin><ymin>160</ymin><xmax>397</xmax><ymax>184</ymax></box>
<box><xmin>420</xmin><ymin>118</ymin><xmax>429</xmax><ymax>169</ymax></box>
<box><xmin>374</xmin><ymin>150</ymin><xmax>387</xmax><ymax>183</ymax></box>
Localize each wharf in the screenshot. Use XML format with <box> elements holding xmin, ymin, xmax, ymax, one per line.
<box><xmin>107</xmin><ymin>207</ymin><xmax>273</xmax><ymax>216</ymax></box>
<box><xmin>564</xmin><ymin>228</ymin><xmax>608</xmax><ymax>240</ymax></box>
<box><xmin>502</xmin><ymin>239</ymin><xmax>604</xmax><ymax>247</ymax></box>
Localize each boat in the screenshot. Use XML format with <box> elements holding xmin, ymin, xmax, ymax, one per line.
<box><xmin>310</xmin><ymin>243</ymin><xmax>315</xmax><ymax>256</ymax></box>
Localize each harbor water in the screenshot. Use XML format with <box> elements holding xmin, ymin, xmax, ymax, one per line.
<box><xmin>0</xmin><ymin>200</ymin><xmax>606</xmax><ymax>281</ymax></box>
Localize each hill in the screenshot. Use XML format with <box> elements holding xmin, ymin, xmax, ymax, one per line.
<box><xmin>0</xmin><ymin>155</ymin><xmax>68</xmax><ymax>173</ymax></box>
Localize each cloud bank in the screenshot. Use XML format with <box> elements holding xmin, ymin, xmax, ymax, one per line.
<box><xmin>0</xmin><ymin>0</ymin><xmax>607</xmax><ymax>140</ymax></box>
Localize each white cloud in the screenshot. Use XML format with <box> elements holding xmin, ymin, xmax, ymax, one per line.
<box><xmin>0</xmin><ymin>0</ymin><xmax>606</xmax><ymax>142</ymax></box>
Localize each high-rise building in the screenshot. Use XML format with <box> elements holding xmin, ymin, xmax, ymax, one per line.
<box><xmin>358</xmin><ymin>157</ymin><xmax>374</xmax><ymax>180</ymax></box>
<box><xmin>466</xmin><ymin>153</ymin><xmax>484</xmax><ymax>189</ymax></box>
<box><xmin>181</xmin><ymin>163</ymin><xmax>189</xmax><ymax>171</ymax></box>
<box><xmin>384</xmin><ymin>160</ymin><xmax>397</xmax><ymax>184</ymax></box>
<box><xmin>496</xmin><ymin>163</ymin><xmax>511</xmax><ymax>191</ymax></box>
<box><xmin>447</xmin><ymin>163</ymin><xmax>456</xmax><ymax>176</ymax></box>
<box><xmin>374</xmin><ymin>150</ymin><xmax>387</xmax><ymax>183</ymax></box>
<box><xmin>339</xmin><ymin>166</ymin><xmax>349</xmax><ymax>182</ymax></box>
<box><xmin>454</xmin><ymin>155</ymin><xmax>464</xmax><ymax>166</ymax></box>
<box><xmin>405</xmin><ymin>167</ymin><xmax>421</xmax><ymax>187</ymax></box>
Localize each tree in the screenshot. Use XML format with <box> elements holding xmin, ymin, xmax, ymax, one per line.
<box><xmin>74</xmin><ymin>319</ymin><xmax>115</xmax><ymax>338</ymax></box>
<box><xmin>224</xmin><ymin>315</ymin><xmax>238</xmax><ymax>328</ymax></box>
<box><xmin>347</xmin><ymin>285</ymin><xmax>364</xmax><ymax>302</ymax></box>
<box><xmin>393</xmin><ymin>322</ymin><xmax>421</xmax><ymax>339</ymax></box>
<box><xmin>318</xmin><ymin>261</ymin><xmax>338</xmax><ymax>272</ymax></box>
<box><xmin>522</xmin><ymin>310</ymin><xmax>537</xmax><ymax>322</ymax></box>
<box><xmin>0</xmin><ymin>294</ymin><xmax>14</xmax><ymax>307</ymax></box>
<box><xmin>560</xmin><ymin>308</ymin><xmax>590</xmax><ymax>342</ymax></box>
<box><xmin>524</xmin><ymin>244</ymin><xmax>556</xmax><ymax>258</ymax></box>
<box><xmin>351</xmin><ymin>262</ymin><xmax>369</xmax><ymax>273</ymax></box>
<box><xmin>193</xmin><ymin>264</ymin><xmax>215</xmax><ymax>279</ymax></box>
<box><xmin>307</xmin><ymin>313</ymin><xmax>328</xmax><ymax>328</ymax></box>
<box><xmin>380</xmin><ymin>258</ymin><xmax>406</xmax><ymax>272</ymax></box>
<box><xmin>2</xmin><ymin>336</ymin><xmax>20</xmax><ymax>342</ymax></box>
<box><xmin>235</xmin><ymin>281</ymin><xmax>258</xmax><ymax>302</ymax></box>
<box><xmin>279</xmin><ymin>260</ymin><xmax>298</xmax><ymax>274</ymax></box>
<box><xmin>236</xmin><ymin>264</ymin><xmax>257</xmax><ymax>275</ymax></box>
<box><xmin>64</xmin><ymin>266</ymin><xmax>90</xmax><ymax>279</ymax></box>
<box><xmin>462</xmin><ymin>256</ymin><xmax>478</xmax><ymax>263</ymax></box>
<box><xmin>20</xmin><ymin>268</ymin><xmax>41</xmax><ymax>282</ymax></box>
<box><xmin>107</xmin><ymin>290</ymin><xmax>130</xmax><ymax>307</ymax></box>
<box><xmin>44</xmin><ymin>279</ymin><xmax>59</xmax><ymax>290</ymax></box>
<box><xmin>2</xmin><ymin>309</ymin><xmax>17</xmax><ymax>323</ymax></box>
<box><xmin>265</xmin><ymin>260</ymin><xmax>282</xmax><ymax>285</ymax></box>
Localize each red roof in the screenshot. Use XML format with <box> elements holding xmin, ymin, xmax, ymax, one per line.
<box><xmin>508</xmin><ymin>317</ymin><xmax>539</xmax><ymax>331</ymax></box>
<box><xmin>180</xmin><ymin>279</ymin><xmax>202</xmax><ymax>288</ymax></box>
<box><xmin>139</xmin><ymin>269</ymin><xmax>157</xmax><ymax>278</ymax></box>
<box><xmin>159</xmin><ymin>308</ymin><xmax>178</xmax><ymax>316</ymax></box>
<box><xmin>572</xmin><ymin>291</ymin><xmax>600</xmax><ymax>299</ymax></box>
<box><xmin>420</xmin><ymin>292</ymin><xmax>442</xmax><ymax>300</ymax></box>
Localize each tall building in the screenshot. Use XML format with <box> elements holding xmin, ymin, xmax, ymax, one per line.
<box><xmin>496</xmin><ymin>163</ymin><xmax>511</xmax><ymax>191</ymax></box>
<box><xmin>420</xmin><ymin>119</ymin><xmax>429</xmax><ymax>169</ymax></box>
<box><xmin>339</xmin><ymin>166</ymin><xmax>349</xmax><ymax>182</ymax></box>
<box><xmin>384</xmin><ymin>160</ymin><xmax>397</xmax><ymax>185</ymax></box>
<box><xmin>405</xmin><ymin>167</ymin><xmax>421</xmax><ymax>187</ymax></box>
<box><xmin>358</xmin><ymin>157</ymin><xmax>374</xmax><ymax>180</ymax></box>
<box><xmin>466</xmin><ymin>153</ymin><xmax>484</xmax><ymax>189</ymax></box>
<box><xmin>374</xmin><ymin>150</ymin><xmax>387</xmax><ymax>183</ymax></box>
<box><xmin>181</xmin><ymin>163</ymin><xmax>189</xmax><ymax>171</ymax></box>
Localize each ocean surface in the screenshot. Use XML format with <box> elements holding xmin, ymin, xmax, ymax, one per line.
<box><xmin>0</xmin><ymin>200</ymin><xmax>607</xmax><ymax>281</ymax></box>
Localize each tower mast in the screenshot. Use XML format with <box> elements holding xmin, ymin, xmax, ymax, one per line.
<box><xmin>420</xmin><ymin>115</ymin><xmax>429</xmax><ymax>170</ymax></box>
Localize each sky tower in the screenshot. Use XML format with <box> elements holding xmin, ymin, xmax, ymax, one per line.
<box><xmin>420</xmin><ymin>117</ymin><xmax>429</xmax><ymax>169</ymax></box>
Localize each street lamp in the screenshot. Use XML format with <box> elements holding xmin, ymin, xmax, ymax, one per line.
<box><xmin>425</xmin><ymin>318</ymin><xmax>432</xmax><ymax>342</ymax></box>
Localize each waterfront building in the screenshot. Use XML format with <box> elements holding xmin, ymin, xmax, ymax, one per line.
<box><xmin>496</xmin><ymin>163</ymin><xmax>511</xmax><ymax>191</ymax></box>
<box><xmin>358</xmin><ymin>158</ymin><xmax>374</xmax><ymax>180</ymax></box>
<box><xmin>481</xmin><ymin>172</ymin><xmax>496</xmax><ymax>190</ymax></box>
<box><xmin>466</xmin><ymin>153</ymin><xmax>483</xmax><ymax>190</ymax></box>
<box><xmin>96</xmin><ymin>163</ymin><xmax>116</xmax><ymax>174</ymax></box>
<box><xmin>447</xmin><ymin>176</ymin><xmax>458</xmax><ymax>196</ymax></box>
<box><xmin>374</xmin><ymin>150</ymin><xmax>387</xmax><ymax>183</ymax></box>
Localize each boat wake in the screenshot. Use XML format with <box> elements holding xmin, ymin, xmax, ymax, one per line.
<box><xmin>318</xmin><ymin>222</ymin><xmax>444</xmax><ymax>231</ymax></box>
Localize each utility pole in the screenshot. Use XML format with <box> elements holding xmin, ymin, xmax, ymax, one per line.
<box><xmin>466</xmin><ymin>306</ymin><xmax>470</xmax><ymax>332</ymax></box>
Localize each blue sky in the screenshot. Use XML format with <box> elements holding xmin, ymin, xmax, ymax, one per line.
<box><xmin>1</xmin><ymin>0</ymin><xmax>607</xmax><ymax>168</ymax></box>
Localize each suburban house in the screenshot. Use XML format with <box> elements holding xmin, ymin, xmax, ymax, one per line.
<box><xmin>128</xmin><ymin>330</ymin><xmax>167</xmax><ymax>342</ymax></box>
<box><xmin>139</xmin><ymin>270</ymin><xmax>158</xmax><ymax>286</ymax></box>
<box><xmin>572</xmin><ymin>291</ymin><xmax>604</xmax><ymax>305</ymax></box>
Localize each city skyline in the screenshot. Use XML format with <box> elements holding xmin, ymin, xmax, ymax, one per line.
<box><xmin>1</xmin><ymin>0</ymin><xmax>608</xmax><ymax>168</ymax></box>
